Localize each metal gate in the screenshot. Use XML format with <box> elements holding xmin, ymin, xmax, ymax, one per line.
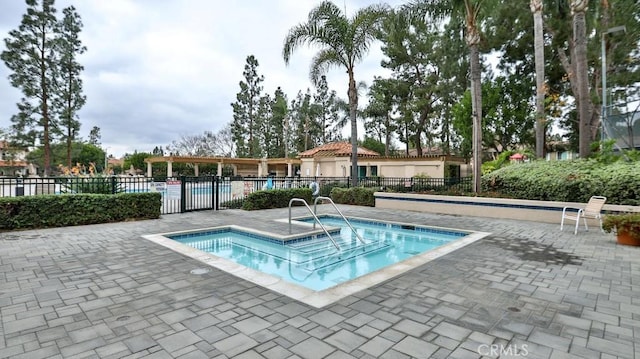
<box><xmin>160</xmin><ymin>175</ymin><xmax>257</xmax><ymax>214</ymax></box>
<box><xmin>157</xmin><ymin>176</ymin><xmax>220</xmax><ymax>214</ymax></box>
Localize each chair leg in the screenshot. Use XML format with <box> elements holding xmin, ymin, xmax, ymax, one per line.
<box><xmin>583</xmin><ymin>216</ymin><xmax>589</xmax><ymax>232</ymax></box>
<box><xmin>599</xmin><ymin>217</ymin><xmax>604</xmax><ymax>233</ymax></box>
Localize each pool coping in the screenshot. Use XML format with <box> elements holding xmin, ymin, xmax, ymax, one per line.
<box><xmin>142</xmin><ymin>218</ymin><xmax>491</xmax><ymax>308</ymax></box>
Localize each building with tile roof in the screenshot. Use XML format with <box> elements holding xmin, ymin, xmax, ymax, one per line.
<box><xmin>0</xmin><ymin>141</ymin><xmax>37</xmax><ymax>176</ymax></box>
<box><xmin>298</xmin><ymin>141</ymin><xmax>467</xmax><ymax>178</ymax></box>
<box><xmin>144</xmin><ymin>141</ymin><xmax>468</xmax><ymax>178</ymax></box>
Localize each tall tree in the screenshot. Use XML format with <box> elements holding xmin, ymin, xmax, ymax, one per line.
<box><xmin>231</xmin><ymin>55</ymin><xmax>264</xmax><ymax>158</ymax></box>
<box><xmin>452</xmin><ymin>76</ymin><xmax>535</xmax><ymax>157</ymax></box>
<box><xmin>290</xmin><ymin>90</ymin><xmax>315</xmax><ymax>153</ymax></box>
<box><xmin>378</xmin><ymin>9</ymin><xmax>443</xmax><ymax>156</ymax></box>
<box><xmin>364</xmin><ymin>77</ymin><xmax>397</xmax><ymax>156</ymax></box>
<box><xmin>283</xmin><ymin>1</ymin><xmax>387</xmax><ymax>186</ymax></box>
<box><xmin>88</xmin><ymin>126</ymin><xmax>101</xmax><ymax>146</ymax></box>
<box><xmin>545</xmin><ymin>0</ymin><xmax>640</xmax><ymax>153</ymax></box>
<box><xmin>571</xmin><ymin>0</ymin><xmax>591</xmax><ymax>158</ymax></box>
<box><xmin>270</xmin><ymin>87</ymin><xmax>288</xmax><ymax>158</ymax></box>
<box><xmin>56</xmin><ymin>5</ymin><xmax>86</xmax><ymax>168</ymax></box>
<box><xmin>432</xmin><ymin>20</ymin><xmax>470</xmax><ymax>155</ymax></box>
<box><xmin>1</xmin><ymin>0</ymin><xmax>60</xmax><ymax>176</ymax></box>
<box><xmin>406</xmin><ymin>0</ymin><xmax>491</xmax><ymax>192</ymax></box>
<box><xmin>254</xmin><ymin>92</ymin><xmax>272</xmax><ymax>158</ymax></box>
<box><xmin>531</xmin><ymin>0</ymin><xmax>545</xmax><ymax>158</ymax></box>
<box><xmin>313</xmin><ymin>75</ymin><xmax>341</xmax><ymax>144</ymax></box>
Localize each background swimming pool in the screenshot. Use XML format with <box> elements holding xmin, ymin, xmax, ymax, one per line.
<box><xmin>172</xmin><ymin>217</ymin><xmax>466</xmax><ymax>291</ymax></box>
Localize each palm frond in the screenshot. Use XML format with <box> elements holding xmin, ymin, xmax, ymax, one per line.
<box><xmin>309</xmin><ymin>48</ymin><xmax>344</xmax><ymax>85</ymax></box>
<box><xmin>350</xmin><ymin>4</ymin><xmax>389</xmax><ymax>63</ymax></box>
<box><xmin>309</xmin><ymin>1</ymin><xmax>343</xmax><ymax>24</ymax></box>
<box><xmin>283</xmin><ymin>23</ymin><xmax>312</xmax><ymax>64</ymax></box>
<box><xmin>401</xmin><ymin>0</ymin><xmax>454</xmax><ymax>25</ymax></box>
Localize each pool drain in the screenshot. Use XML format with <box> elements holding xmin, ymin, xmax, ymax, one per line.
<box><xmin>190</xmin><ymin>268</ymin><xmax>210</xmax><ymax>275</ymax></box>
<box><xmin>116</xmin><ymin>315</ymin><xmax>130</xmax><ymax>321</ymax></box>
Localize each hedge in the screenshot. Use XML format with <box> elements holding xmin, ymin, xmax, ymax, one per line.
<box><xmin>482</xmin><ymin>159</ymin><xmax>640</xmax><ymax>205</ymax></box>
<box><xmin>0</xmin><ymin>192</ymin><xmax>162</xmax><ymax>230</ymax></box>
<box><xmin>241</xmin><ymin>188</ymin><xmax>314</xmax><ymax>210</ymax></box>
<box><xmin>330</xmin><ymin>187</ymin><xmax>376</xmax><ymax>206</ymax></box>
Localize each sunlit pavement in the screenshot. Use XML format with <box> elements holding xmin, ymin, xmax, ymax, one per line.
<box><xmin>1</xmin><ymin>205</ymin><xmax>639</xmax><ymax>358</ymax></box>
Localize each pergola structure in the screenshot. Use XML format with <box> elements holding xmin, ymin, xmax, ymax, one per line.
<box><xmin>143</xmin><ymin>156</ymin><xmax>301</xmax><ymax>177</ymax></box>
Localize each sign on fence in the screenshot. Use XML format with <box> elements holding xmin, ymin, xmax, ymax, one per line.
<box><xmin>231</xmin><ymin>181</ymin><xmax>243</xmax><ymax>199</ymax></box>
<box><xmin>150</xmin><ymin>182</ymin><xmax>167</xmax><ymax>193</ymax></box>
<box><xmin>166</xmin><ymin>180</ymin><xmax>181</xmax><ymax>200</ymax></box>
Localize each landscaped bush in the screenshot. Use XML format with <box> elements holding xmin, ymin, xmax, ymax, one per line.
<box><xmin>0</xmin><ymin>192</ymin><xmax>161</xmax><ymax>230</ymax></box>
<box><xmin>482</xmin><ymin>159</ymin><xmax>640</xmax><ymax>205</ymax></box>
<box><xmin>241</xmin><ymin>188</ymin><xmax>313</xmax><ymax>210</ymax></box>
<box><xmin>219</xmin><ymin>198</ymin><xmax>244</xmax><ymax>209</ymax></box>
<box><xmin>330</xmin><ymin>187</ymin><xmax>375</xmax><ymax>206</ymax></box>
<box><xmin>319</xmin><ymin>180</ymin><xmax>349</xmax><ymax>197</ymax></box>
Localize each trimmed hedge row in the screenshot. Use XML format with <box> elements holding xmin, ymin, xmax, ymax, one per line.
<box><xmin>241</xmin><ymin>188</ymin><xmax>314</xmax><ymax>210</ymax></box>
<box><xmin>0</xmin><ymin>192</ymin><xmax>162</xmax><ymax>230</ymax></box>
<box><xmin>483</xmin><ymin>160</ymin><xmax>640</xmax><ymax>205</ymax></box>
<box><xmin>330</xmin><ymin>187</ymin><xmax>376</xmax><ymax>206</ymax></box>
<box><xmin>240</xmin><ymin>187</ymin><xmax>376</xmax><ymax>210</ymax></box>
<box><xmin>319</xmin><ymin>180</ymin><xmax>349</xmax><ymax>197</ymax></box>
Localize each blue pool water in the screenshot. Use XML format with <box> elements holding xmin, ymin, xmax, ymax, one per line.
<box><xmin>171</xmin><ymin>216</ymin><xmax>467</xmax><ymax>291</ymax></box>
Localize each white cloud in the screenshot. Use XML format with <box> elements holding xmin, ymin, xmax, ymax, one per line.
<box><xmin>0</xmin><ymin>0</ymin><xmax>404</xmax><ymax>157</ymax></box>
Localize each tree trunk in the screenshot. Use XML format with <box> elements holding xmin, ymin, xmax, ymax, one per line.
<box><xmin>348</xmin><ymin>69</ymin><xmax>358</xmax><ymax>186</ymax></box>
<box><xmin>531</xmin><ymin>0</ymin><xmax>546</xmax><ymax>159</ymax></box>
<box><xmin>385</xmin><ymin>113</ymin><xmax>391</xmax><ymax>156</ymax></box>
<box><xmin>468</xmin><ymin>33</ymin><xmax>482</xmax><ymax>193</ymax></box>
<box><xmin>572</xmin><ymin>0</ymin><xmax>592</xmax><ymax>158</ymax></box>
<box><xmin>67</xmin><ymin>72</ymin><xmax>73</xmax><ymax>169</ymax></box>
<box><xmin>40</xmin><ymin>24</ymin><xmax>51</xmax><ymax>177</ymax></box>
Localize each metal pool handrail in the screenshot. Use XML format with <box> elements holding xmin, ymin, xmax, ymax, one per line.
<box><xmin>289</xmin><ymin>198</ymin><xmax>341</xmax><ymax>252</ymax></box>
<box><xmin>313</xmin><ymin>196</ymin><xmax>366</xmax><ymax>246</ymax></box>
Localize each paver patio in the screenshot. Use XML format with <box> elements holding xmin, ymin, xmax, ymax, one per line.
<box><xmin>1</xmin><ymin>205</ymin><xmax>639</xmax><ymax>358</ymax></box>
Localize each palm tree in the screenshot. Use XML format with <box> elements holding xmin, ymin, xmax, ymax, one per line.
<box><xmin>531</xmin><ymin>0</ymin><xmax>545</xmax><ymax>159</ymax></box>
<box><xmin>571</xmin><ymin>0</ymin><xmax>591</xmax><ymax>158</ymax></box>
<box><xmin>405</xmin><ymin>0</ymin><xmax>488</xmax><ymax>193</ymax></box>
<box><xmin>283</xmin><ymin>1</ymin><xmax>387</xmax><ymax>186</ymax></box>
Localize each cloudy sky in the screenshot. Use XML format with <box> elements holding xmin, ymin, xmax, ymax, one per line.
<box><xmin>0</xmin><ymin>0</ymin><xmax>405</xmax><ymax>158</ymax></box>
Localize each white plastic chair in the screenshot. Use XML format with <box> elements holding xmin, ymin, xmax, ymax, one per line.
<box><xmin>560</xmin><ymin>196</ymin><xmax>607</xmax><ymax>235</ymax></box>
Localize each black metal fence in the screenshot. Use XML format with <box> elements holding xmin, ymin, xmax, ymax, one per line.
<box><xmin>0</xmin><ymin>176</ymin><xmax>471</xmax><ymax>214</ymax></box>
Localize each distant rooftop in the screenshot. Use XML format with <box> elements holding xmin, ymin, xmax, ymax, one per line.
<box><xmin>298</xmin><ymin>142</ymin><xmax>380</xmax><ymax>158</ymax></box>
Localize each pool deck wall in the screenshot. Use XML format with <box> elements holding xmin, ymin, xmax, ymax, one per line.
<box><xmin>374</xmin><ymin>192</ymin><xmax>640</xmax><ymax>224</ymax></box>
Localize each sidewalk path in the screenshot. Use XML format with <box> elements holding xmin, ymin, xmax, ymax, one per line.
<box><xmin>1</xmin><ymin>205</ymin><xmax>639</xmax><ymax>358</ymax></box>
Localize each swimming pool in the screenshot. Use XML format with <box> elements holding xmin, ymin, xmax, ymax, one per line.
<box><xmin>143</xmin><ymin>215</ymin><xmax>489</xmax><ymax>307</ymax></box>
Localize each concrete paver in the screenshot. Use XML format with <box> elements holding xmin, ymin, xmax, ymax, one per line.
<box><xmin>1</xmin><ymin>205</ymin><xmax>640</xmax><ymax>358</ymax></box>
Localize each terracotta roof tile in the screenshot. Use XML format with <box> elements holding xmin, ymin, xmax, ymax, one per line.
<box><xmin>298</xmin><ymin>142</ymin><xmax>380</xmax><ymax>158</ymax></box>
<box><xmin>0</xmin><ymin>160</ymin><xmax>29</xmax><ymax>167</ymax></box>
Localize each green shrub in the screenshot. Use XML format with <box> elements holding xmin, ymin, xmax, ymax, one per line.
<box><xmin>241</xmin><ymin>188</ymin><xmax>313</xmax><ymax>210</ymax></box>
<box><xmin>0</xmin><ymin>192</ymin><xmax>161</xmax><ymax>230</ymax></box>
<box><xmin>330</xmin><ymin>187</ymin><xmax>375</xmax><ymax>206</ymax></box>
<box><xmin>602</xmin><ymin>213</ymin><xmax>640</xmax><ymax>238</ymax></box>
<box><xmin>219</xmin><ymin>198</ymin><xmax>244</xmax><ymax>209</ymax></box>
<box><xmin>319</xmin><ymin>180</ymin><xmax>349</xmax><ymax>197</ymax></box>
<box><xmin>481</xmin><ymin>150</ymin><xmax>515</xmax><ymax>175</ymax></box>
<box><xmin>482</xmin><ymin>159</ymin><xmax>640</xmax><ymax>205</ymax></box>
